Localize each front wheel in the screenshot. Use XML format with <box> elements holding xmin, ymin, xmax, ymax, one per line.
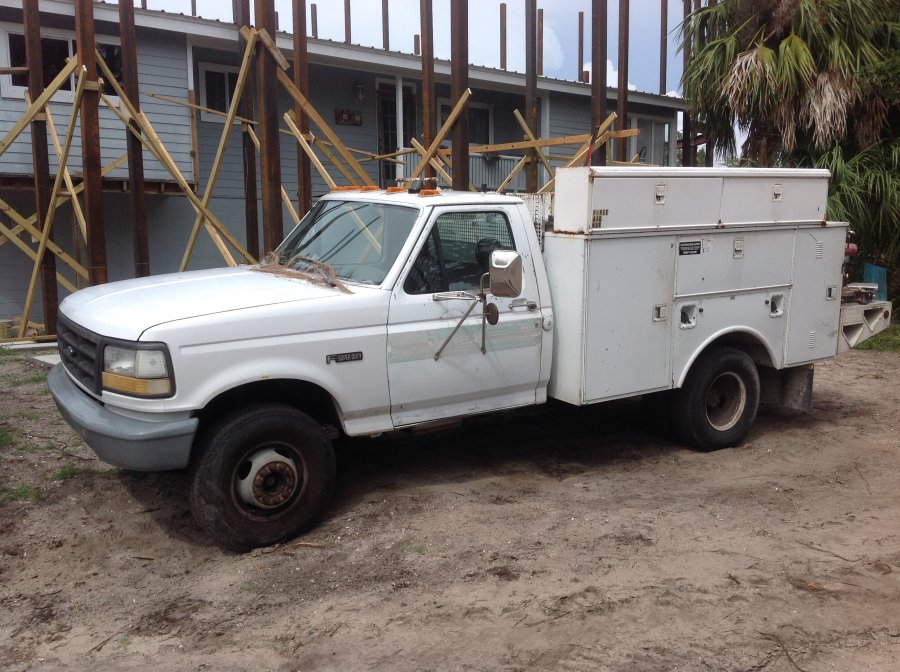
<box><xmin>671</xmin><ymin>347</ymin><xmax>760</xmax><ymax>451</ymax></box>
<box><xmin>190</xmin><ymin>404</ymin><xmax>336</xmax><ymax>551</ymax></box>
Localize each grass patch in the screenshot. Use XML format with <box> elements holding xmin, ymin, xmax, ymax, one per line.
<box><xmin>0</xmin><ymin>347</ymin><xmax>18</xmax><ymax>358</ymax></box>
<box><xmin>4</xmin><ymin>371</ymin><xmax>48</xmax><ymax>386</ymax></box>
<box><xmin>0</xmin><ymin>427</ymin><xmax>15</xmax><ymax>448</ymax></box>
<box><xmin>0</xmin><ymin>484</ymin><xmax>37</xmax><ymax>503</ymax></box>
<box><xmin>49</xmin><ymin>464</ymin><xmax>82</xmax><ymax>481</ymax></box>
<box><xmin>855</xmin><ymin>324</ymin><xmax>900</xmax><ymax>352</ymax></box>
<box><xmin>407</xmin><ymin>543</ymin><xmax>426</xmax><ymax>555</ymax></box>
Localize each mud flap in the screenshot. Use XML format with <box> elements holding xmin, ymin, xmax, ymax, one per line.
<box><xmin>759</xmin><ymin>365</ymin><xmax>813</xmax><ymax>412</ymax></box>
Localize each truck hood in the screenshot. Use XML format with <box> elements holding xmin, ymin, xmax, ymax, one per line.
<box><xmin>60</xmin><ymin>267</ymin><xmax>344</xmax><ymax>341</ymax></box>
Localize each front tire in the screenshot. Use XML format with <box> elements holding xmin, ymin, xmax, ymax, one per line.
<box><xmin>190</xmin><ymin>404</ymin><xmax>336</xmax><ymax>551</ymax></box>
<box><xmin>671</xmin><ymin>347</ymin><xmax>760</xmax><ymax>451</ymax></box>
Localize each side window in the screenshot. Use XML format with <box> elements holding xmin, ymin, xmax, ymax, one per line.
<box><xmin>404</xmin><ymin>211</ymin><xmax>515</xmax><ymax>295</ymax></box>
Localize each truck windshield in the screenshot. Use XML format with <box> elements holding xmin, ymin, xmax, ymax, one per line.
<box><xmin>276</xmin><ymin>200</ymin><xmax>419</xmax><ymax>285</ymax></box>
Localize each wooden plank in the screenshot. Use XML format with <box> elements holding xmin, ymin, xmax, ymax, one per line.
<box><xmin>20</xmin><ymin>69</ymin><xmax>86</xmax><ymax>338</ymax></box>
<box><xmin>312</xmin><ymin>135</ymin><xmax>357</xmax><ymax>185</ymax></box>
<box><xmin>96</xmin><ymin>54</ymin><xmax>253</xmax><ymax>265</ymax></box>
<box><xmin>0</xmin><ymin>197</ymin><xmax>89</xmax><ymax>280</ymax></box>
<box><xmin>410</xmin><ymin>137</ymin><xmax>454</xmax><ymax>185</ymax></box>
<box><xmin>180</xmin><ymin>29</ymin><xmax>258</xmax><ymax>271</ymax></box>
<box><xmin>281</xmin><ymin>114</ymin><xmax>337</xmax><ymax>190</ymax></box>
<box><xmin>277</xmin><ymin>68</ymin><xmax>374</xmax><ymax>186</ymax></box>
<box><xmin>245</xmin><ymin>124</ymin><xmax>302</xmax><ymax>224</ymax></box>
<box><xmin>409</xmin><ymin>87</ymin><xmax>471</xmax><ymax>179</ymax></box>
<box><xmin>537</xmin><ymin>114</ymin><xmax>618</xmax><ymax>194</ymax></box>
<box><xmin>496</xmin><ymin>155</ymin><xmax>528</xmax><ymax>192</ymax></box>
<box><xmin>513</xmin><ymin>108</ymin><xmax>554</xmax><ymax>177</ymax></box>
<box><xmin>444</xmin><ymin>132</ymin><xmax>593</xmax><ymax>155</ymax></box>
<box><xmin>257</xmin><ymin>28</ymin><xmax>290</xmax><ymax>70</ymax></box>
<box><xmin>44</xmin><ymin>104</ymin><xmax>88</xmax><ymax>242</ymax></box>
<box><xmin>0</xmin><ymin>219</ymin><xmax>78</xmax><ymax>293</ymax></box>
<box><xmin>0</xmin><ymin>58</ymin><xmax>78</xmax><ymax>157</ymax></box>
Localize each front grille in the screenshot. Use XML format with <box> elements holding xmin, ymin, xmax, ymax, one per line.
<box><xmin>57</xmin><ymin>314</ymin><xmax>102</xmax><ymax>394</ymax></box>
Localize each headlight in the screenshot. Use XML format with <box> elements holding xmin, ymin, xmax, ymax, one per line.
<box><xmin>102</xmin><ymin>344</ymin><xmax>173</xmax><ymax>397</ymax></box>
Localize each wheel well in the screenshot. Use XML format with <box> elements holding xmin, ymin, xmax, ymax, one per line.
<box><xmin>701</xmin><ymin>332</ymin><xmax>775</xmax><ymax>369</ymax></box>
<box><xmin>195</xmin><ymin>380</ymin><xmax>341</xmax><ymax>438</ymax></box>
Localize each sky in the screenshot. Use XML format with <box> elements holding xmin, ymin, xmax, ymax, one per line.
<box><xmin>144</xmin><ymin>0</ymin><xmax>686</xmax><ymax>96</ymax></box>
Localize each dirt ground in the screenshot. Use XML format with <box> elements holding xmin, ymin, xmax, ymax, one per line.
<box><xmin>0</xmin><ymin>347</ymin><xmax>898</xmax><ymax>671</ymax></box>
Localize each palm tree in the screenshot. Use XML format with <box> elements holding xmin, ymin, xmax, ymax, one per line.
<box><xmin>681</xmin><ymin>0</ymin><xmax>900</xmax><ymax>262</ymax></box>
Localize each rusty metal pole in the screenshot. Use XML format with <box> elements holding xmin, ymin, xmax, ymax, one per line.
<box><xmin>682</xmin><ymin>0</ymin><xmax>693</xmax><ymax>166</ymax></box>
<box><xmin>344</xmin><ymin>0</ymin><xmax>351</xmax><ymax>44</ymax></box>
<box><xmin>382</xmin><ymin>0</ymin><xmax>389</xmax><ymax>50</ymax></box>
<box><xmin>616</xmin><ymin>0</ymin><xmax>630</xmax><ymax>160</ymax></box>
<box><xmin>450</xmin><ymin>0</ymin><xmax>468</xmax><ymax>191</ymax></box>
<box><xmin>499</xmin><ymin>3</ymin><xmax>507</xmax><ymax>71</ymax></box>
<box><xmin>659</xmin><ymin>0</ymin><xmax>668</xmax><ymax>95</ymax></box>
<box><xmin>414</xmin><ymin>34</ymin><xmax>420</xmax><ymax>55</ymax></box>
<box><xmin>537</xmin><ymin>9</ymin><xmax>543</xmax><ymax>77</ymax></box>
<box><xmin>119</xmin><ymin>0</ymin><xmax>150</xmax><ymax>277</ymax></box>
<box><xmin>525</xmin><ymin>0</ymin><xmax>538</xmax><ymax>192</ymax></box>
<box><xmin>420</xmin><ymin>0</ymin><xmax>435</xmax><ymax>179</ymax></box>
<box><xmin>311</xmin><ymin>4</ymin><xmax>318</xmax><ymax>38</ymax></box>
<box><xmin>74</xmin><ymin>0</ymin><xmax>107</xmax><ymax>286</ymax></box>
<box><xmin>256</xmin><ymin>0</ymin><xmax>283</xmax><ymax>252</ymax></box>
<box><xmin>293</xmin><ymin>0</ymin><xmax>313</xmax><ymax>217</ymax></box>
<box><xmin>24</xmin><ymin>0</ymin><xmax>58</xmax><ymax>331</ymax></box>
<box><xmin>705</xmin><ymin>0</ymin><xmax>716</xmax><ymax>166</ymax></box>
<box><xmin>232</xmin><ymin>0</ymin><xmax>259</xmax><ymax>255</ymax></box>
<box><xmin>591</xmin><ymin>0</ymin><xmax>608</xmax><ymax>165</ymax></box>
<box><xmin>577</xmin><ymin>11</ymin><xmax>584</xmax><ymax>82</ymax></box>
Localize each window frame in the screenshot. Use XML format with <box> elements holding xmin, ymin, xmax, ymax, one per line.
<box><xmin>0</xmin><ymin>23</ymin><xmax>121</xmax><ymax>103</ymax></box>
<box><xmin>436</xmin><ymin>97</ymin><xmax>494</xmax><ymax>146</ymax></box>
<box><xmin>197</xmin><ymin>61</ymin><xmax>241</xmax><ymax>123</ymax></box>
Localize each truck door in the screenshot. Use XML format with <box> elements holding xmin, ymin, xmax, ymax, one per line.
<box><xmin>386</xmin><ymin>206</ymin><xmax>544</xmax><ymax>426</ymax></box>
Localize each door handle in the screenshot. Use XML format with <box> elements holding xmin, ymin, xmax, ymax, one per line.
<box><xmin>509</xmin><ymin>298</ymin><xmax>537</xmax><ymax>310</ymax></box>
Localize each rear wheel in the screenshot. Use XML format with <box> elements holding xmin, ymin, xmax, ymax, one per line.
<box><xmin>190</xmin><ymin>404</ymin><xmax>335</xmax><ymax>551</ymax></box>
<box><xmin>671</xmin><ymin>347</ymin><xmax>760</xmax><ymax>451</ymax></box>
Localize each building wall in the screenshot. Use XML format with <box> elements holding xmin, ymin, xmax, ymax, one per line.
<box><xmin>0</xmin><ymin>22</ymin><xmax>192</xmax><ymax>181</ymax></box>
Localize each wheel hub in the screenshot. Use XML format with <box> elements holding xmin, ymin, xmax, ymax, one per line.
<box><xmin>237</xmin><ymin>449</ymin><xmax>299</xmax><ymax>509</ymax></box>
<box><xmin>705</xmin><ymin>372</ymin><xmax>747</xmax><ymax>432</ymax></box>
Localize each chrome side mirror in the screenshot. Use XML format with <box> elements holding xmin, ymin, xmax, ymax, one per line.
<box><xmin>489</xmin><ymin>250</ymin><xmax>522</xmax><ymax>298</ymax></box>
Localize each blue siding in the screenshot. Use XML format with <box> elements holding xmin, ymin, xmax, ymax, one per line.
<box><xmin>0</xmin><ymin>27</ymin><xmax>191</xmax><ymax>182</ymax></box>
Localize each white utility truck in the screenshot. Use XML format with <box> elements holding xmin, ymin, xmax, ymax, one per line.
<box><xmin>49</xmin><ymin>167</ymin><xmax>892</xmax><ymax>549</ymax></box>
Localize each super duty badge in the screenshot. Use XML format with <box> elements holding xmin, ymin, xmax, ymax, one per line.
<box><xmin>326</xmin><ymin>351</ymin><xmax>363</xmax><ymax>364</ymax></box>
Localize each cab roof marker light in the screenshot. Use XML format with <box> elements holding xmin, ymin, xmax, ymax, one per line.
<box><xmin>359</xmin><ymin>185</ymin><xmax>381</xmax><ymax>192</ymax></box>
<box><xmin>331</xmin><ymin>185</ymin><xmax>360</xmax><ymax>192</ymax></box>
<box><xmin>419</xmin><ymin>189</ymin><xmax>441</xmax><ymax>197</ymax></box>
<box><xmin>386</xmin><ymin>186</ymin><xmax>407</xmax><ymax>194</ymax></box>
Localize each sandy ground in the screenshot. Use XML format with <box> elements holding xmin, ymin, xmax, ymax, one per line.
<box><xmin>0</xmin><ymin>347</ymin><xmax>898</xmax><ymax>671</ymax></box>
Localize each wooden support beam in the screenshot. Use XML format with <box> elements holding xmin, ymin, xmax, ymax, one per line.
<box><xmin>282</xmin><ymin>113</ymin><xmax>337</xmax><ymax>190</ymax></box>
<box><xmin>119</xmin><ymin>0</ymin><xmax>150</xmax><ymax>277</ymax></box>
<box><xmin>591</xmin><ymin>0</ymin><xmax>608</xmax><ymax>164</ymax></box>
<box><xmin>234</xmin><ymin>0</ymin><xmax>260</xmax><ymax>257</ymax></box>
<box><xmin>245</xmin><ymin>126</ymin><xmax>301</xmax><ymax>225</ymax></box>
<box><xmin>292</xmin><ymin>0</ymin><xmax>312</xmax><ymax>217</ymax></box>
<box><xmin>496</xmin><ymin>155</ymin><xmax>528</xmax><ymax>192</ymax></box>
<box><xmin>0</xmin><ymin>59</ymin><xmax>78</xmax><ymax>157</ymax></box>
<box><xmin>180</xmin><ymin>29</ymin><xmax>258</xmax><ymax>271</ymax></box>
<box><xmin>23</xmin><ymin>0</ymin><xmax>58</xmax><ymax>334</ymax></box>
<box><xmin>20</xmin><ymin>69</ymin><xmax>86</xmax><ymax>338</ymax></box>
<box><xmin>75</xmin><ymin>0</ymin><xmax>108</xmax><ymax>287</ymax></box>
<box><xmin>617</xmin><ymin>0</ymin><xmax>631</xmax><ymax>159</ymax></box>
<box><xmin>0</xmin><ymin>219</ymin><xmax>78</xmax><ymax>294</ymax></box>
<box><xmin>44</xmin><ymin>104</ymin><xmax>88</xmax><ymax>241</ymax></box>
<box><xmin>276</xmin><ymin>68</ymin><xmax>374</xmax><ymax>185</ymax></box>
<box><xmin>513</xmin><ymin>108</ymin><xmax>552</xmax><ymax>178</ymax></box>
<box><xmin>420</xmin><ymin>0</ymin><xmax>435</xmax><ymax>179</ymax></box>
<box><xmin>499</xmin><ymin>3</ymin><xmax>507</xmax><ymax>70</ymax></box>
<box><xmin>96</xmin><ymin>56</ymin><xmax>253</xmax><ymax>264</ymax></box>
<box><xmin>450</xmin><ymin>0</ymin><xmax>468</xmax><ymax>190</ymax></box>
<box><xmin>410</xmin><ymin>138</ymin><xmax>454</xmax><ymax>186</ymax></box>
<box><xmin>313</xmin><ymin>137</ymin><xmax>357</xmax><ymax>185</ymax></box>
<box><xmin>538</xmin><ymin>113</ymin><xmax>618</xmax><ymax>194</ymax></box>
<box><xmin>525</xmin><ymin>0</ymin><xmax>538</xmax><ymax>191</ymax></box>
<box><xmin>409</xmin><ymin>88</ymin><xmax>471</xmax><ymax>179</ymax></box>
<box><xmin>256</xmin><ymin>1</ymin><xmax>285</xmax><ymax>253</ymax></box>
<box><xmin>147</xmin><ymin>93</ymin><xmax>256</xmax><ymax>125</ymax></box>
<box><xmin>440</xmin><ymin>131</ymin><xmax>591</xmax><ymax>156</ymax></box>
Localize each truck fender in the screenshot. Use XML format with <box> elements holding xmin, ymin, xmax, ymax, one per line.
<box><xmin>675</xmin><ymin>327</ymin><xmax>778</xmax><ymax>389</ymax></box>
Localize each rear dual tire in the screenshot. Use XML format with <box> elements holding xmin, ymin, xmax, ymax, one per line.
<box><xmin>671</xmin><ymin>347</ymin><xmax>760</xmax><ymax>451</ymax></box>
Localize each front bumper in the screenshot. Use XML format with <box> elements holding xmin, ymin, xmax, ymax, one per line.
<box><xmin>48</xmin><ymin>364</ymin><xmax>198</xmax><ymax>471</ymax></box>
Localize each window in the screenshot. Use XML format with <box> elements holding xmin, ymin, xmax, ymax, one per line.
<box><xmin>1</xmin><ymin>27</ymin><xmax>122</xmax><ymax>99</ymax></box>
<box><xmin>199</xmin><ymin>63</ymin><xmax>239</xmax><ymax>121</ymax></box>
<box><xmin>404</xmin><ymin>211</ymin><xmax>515</xmax><ymax>295</ymax></box>
<box><xmin>438</xmin><ymin>99</ymin><xmax>494</xmax><ymax>145</ymax></box>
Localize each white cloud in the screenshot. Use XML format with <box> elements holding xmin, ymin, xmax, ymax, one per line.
<box><xmin>582</xmin><ymin>59</ymin><xmax>636</xmax><ymax>90</ymax></box>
